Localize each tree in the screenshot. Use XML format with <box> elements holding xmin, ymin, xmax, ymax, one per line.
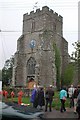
<box><xmin>62</xmin><ymin>63</ymin><xmax>75</xmax><ymax>86</ymax></box>
<box><xmin>72</xmin><ymin>41</ymin><xmax>80</xmax><ymax>84</ymax></box>
<box><xmin>2</xmin><ymin>56</ymin><xmax>14</xmax><ymax>86</ymax></box>
<box><xmin>72</xmin><ymin>42</ymin><xmax>80</xmax><ymax>59</ymax></box>
<box><xmin>62</xmin><ymin>41</ymin><xmax>80</xmax><ymax>86</ymax></box>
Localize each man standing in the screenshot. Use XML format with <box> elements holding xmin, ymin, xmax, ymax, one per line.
<box><xmin>45</xmin><ymin>85</ymin><xmax>54</xmax><ymax>112</ymax></box>
<box><xmin>68</xmin><ymin>85</ymin><xmax>75</xmax><ymax>108</ymax></box>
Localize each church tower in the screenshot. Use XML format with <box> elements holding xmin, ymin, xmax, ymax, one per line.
<box><xmin>12</xmin><ymin>6</ymin><xmax>68</xmax><ymax>88</ymax></box>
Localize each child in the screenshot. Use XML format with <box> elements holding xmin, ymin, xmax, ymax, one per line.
<box><xmin>18</xmin><ymin>89</ymin><xmax>23</xmax><ymax>105</ymax></box>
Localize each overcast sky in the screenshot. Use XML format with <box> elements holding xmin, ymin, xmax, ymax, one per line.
<box><xmin>0</xmin><ymin>0</ymin><xmax>79</xmax><ymax>69</ymax></box>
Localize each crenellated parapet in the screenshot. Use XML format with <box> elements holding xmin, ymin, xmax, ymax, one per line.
<box><xmin>23</xmin><ymin>6</ymin><xmax>63</xmax><ymax>22</ymax></box>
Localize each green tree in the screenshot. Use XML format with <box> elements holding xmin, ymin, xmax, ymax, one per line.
<box><xmin>2</xmin><ymin>56</ymin><xmax>14</xmax><ymax>86</ymax></box>
<box><xmin>62</xmin><ymin>63</ymin><xmax>75</xmax><ymax>86</ymax></box>
<box><xmin>72</xmin><ymin>41</ymin><xmax>80</xmax><ymax>83</ymax></box>
<box><xmin>72</xmin><ymin>42</ymin><xmax>80</xmax><ymax>59</ymax></box>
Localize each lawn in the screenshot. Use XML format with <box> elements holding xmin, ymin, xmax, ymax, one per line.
<box><xmin>6</xmin><ymin>91</ymin><xmax>70</xmax><ymax>110</ymax></box>
<box><xmin>8</xmin><ymin>96</ymin><xmax>31</xmax><ymax>104</ymax></box>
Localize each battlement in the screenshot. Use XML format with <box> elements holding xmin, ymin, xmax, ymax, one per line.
<box><xmin>23</xmin><ymin>6</ymin><xmax>63</xmax><ymax>22</ymax></box>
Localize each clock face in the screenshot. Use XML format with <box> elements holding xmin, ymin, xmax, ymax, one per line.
<box><xmin>30</xmin><ymin>40</ymin><xmax>36</xmax><ymax>49</ymax></box>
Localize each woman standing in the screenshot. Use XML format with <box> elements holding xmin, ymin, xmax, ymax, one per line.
<box><xmin>60</xmin><ymin>87</ymin><xmax>67</xmax><ymax>113</ymax></box>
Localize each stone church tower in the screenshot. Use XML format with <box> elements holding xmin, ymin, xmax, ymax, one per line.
<box><xmin>12</xmin><ymin>6</ymin><xmax>68</xmax><ymax>88</ymax></box>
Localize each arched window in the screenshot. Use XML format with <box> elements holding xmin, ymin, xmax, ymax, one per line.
<box><xmin>27</xmin><ymin>57</ymin><xmax>36</xmax><ymax>75</ymax></box>
<box><xmin>31</xmin><ymin>20</ymin><xmax>35</xmax><ymax>32</ymax></box>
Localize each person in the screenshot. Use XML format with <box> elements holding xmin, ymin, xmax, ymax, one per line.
<box><xmin>0</xmin><ymin>90</ymin><xmax>2</xmax><ymax>101</ymax></box>
<box><xmin>3</xmin><ymin>90</ymin><xmax>8</xmax><ymax>102</ymax></box>
<box><xmin>37</xmin><ymin>86</ymin><xmax>45</xmax><ymax>110</ymax></box>
<box><xmin>59</xmin><ymin>86</ymin><xmax>67</xmax><ymax>113</ymax></box>
<box><xmin>68</xmin><ymin>84</ymin><xmax>75</xmax><ymax>108</ymax></box>
<box><xmin>77</xmin><ymin>85</ymin><xmax>80</xmax><ymax>94</ymax></box>
<box><xmin>2</xmin><ymin>90</ymin><xmax>5</xmax><ymax>101</ymax></box>
<box><xmin>11</xmin><ymin>91</ymin><xmax>15</xmax><ymax>102</ymax></box>
<box><xmin>18</xmin><ymin>89</ymin><xmax>24</xmax><ymax>105</ymax></box>
<box><xmin>76</xmin><ymin>92</ymin><xmax>80</xmax><ymax>119</ymax></box>
<box><xmin>45</xmin><ymin>85</ymin><xmax>54</xmax><ymax>112</ymax></box>
<box><xmin>73</xmin><ymin>86</ymin><xmax>78</xmax><ymax>114</ymax></box>
<box><xmin>30</xmin><ymin>85</ymin><xmax>38</xmax><ymax>108</ymax></box>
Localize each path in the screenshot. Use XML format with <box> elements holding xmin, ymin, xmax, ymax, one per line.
<box><xmin>43</xmin><ymin>107</ymin><xmax>78</xmax><ymax>119</ymax></box>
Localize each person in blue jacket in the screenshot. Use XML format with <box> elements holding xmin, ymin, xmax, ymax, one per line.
<box><xmin>60</xmin><ymin>86</ymin><xmax>67</xmax><ymax>112</ymax></box>
<box><xmin>30</xmin><ymin>85</ymin><xmax>38</xmax><ymax>108</ymax></box>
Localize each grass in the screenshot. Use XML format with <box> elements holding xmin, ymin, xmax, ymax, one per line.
<box><xmin>6</xmin><ymin>91</ymin><xmax>70</xmax><ymax>110</ymax></box>
<box><xmin>8</xmin><ymin>96</ymin><xmax>31</xmax><ymax>104</ymax></box>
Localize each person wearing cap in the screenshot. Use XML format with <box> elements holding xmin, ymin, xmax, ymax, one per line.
<box><xmin>45</xmin><ymin>85</ymin><xmax>54</xmax><ymax>112</ymax></box>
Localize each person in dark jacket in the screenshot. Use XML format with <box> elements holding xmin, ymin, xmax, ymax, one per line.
<box><xmin>76</xmin><ymin>91</ymin><xmax>80</xmax><ymax>119</ymax></box>
<box><xmin>45</xmin><ymin>85</ymin><xmax>54</xmax><ymax>112</ymax></box>
<box><xmin>37</xmin><ymin>86</ymin><xmax>45</xmax><ymax>110</ymax></box>
<box><xmin>77</xmin><ymin>85</ymin><xmax>80</xmax><ymax>95</ymax></box>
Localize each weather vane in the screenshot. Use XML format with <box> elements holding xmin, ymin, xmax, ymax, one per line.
<box><xmin>33</xmin><ymin>2</ymin><xmax>38</xmax><ymax>10</ymax></box>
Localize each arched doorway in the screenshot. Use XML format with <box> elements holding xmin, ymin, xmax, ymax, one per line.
<box><xmin>27</xmin><ymin>57</ymin><xmax>36</xmax><ymax>89</ymax></box>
